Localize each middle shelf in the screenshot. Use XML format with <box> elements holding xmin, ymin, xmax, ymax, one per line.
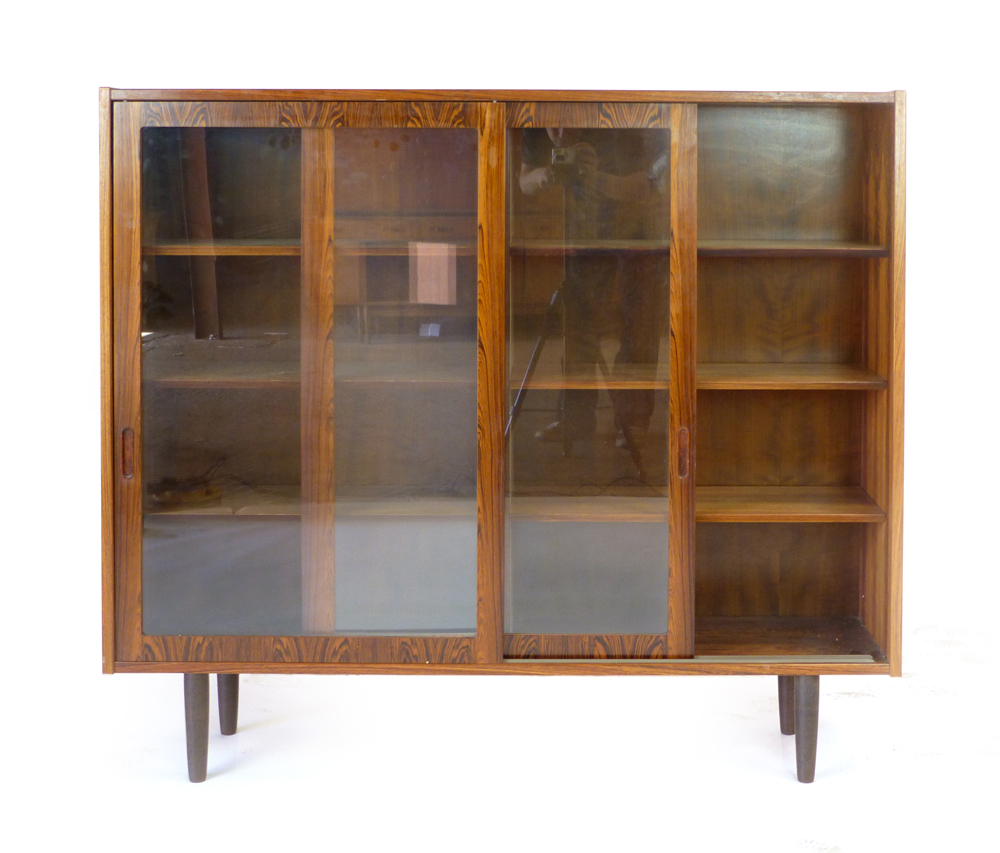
<box><xmin>146</xmin><ymin>484</ymin><xmax>885</xmax><ymax>523</ymax></box>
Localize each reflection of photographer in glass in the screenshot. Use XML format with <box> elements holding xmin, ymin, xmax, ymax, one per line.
<box><xmin>519</xmin><ymin>127</ymin><xmax>669</xmax><ymax>451</ymax></box>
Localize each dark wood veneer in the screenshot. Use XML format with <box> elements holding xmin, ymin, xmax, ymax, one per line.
<box><xmin>104</xmin><ymin>91</ymin><xmax>903</xmax><ymax>679</ymax></box>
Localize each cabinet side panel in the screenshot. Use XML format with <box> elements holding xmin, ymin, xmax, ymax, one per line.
<box><xmin>668</xmin><ymin>103</ymin><xmax>697</xmax><ymax>657</ymax></box>
<box><xmin>112</xmin><ymin>101</ymin><xmax>145</xmax><ymax>662</ymax></box>
<box><xmin>860</xmin><ymin>101</ymin><xmax>901</xmax><ymax>671</ymax></box>
<box><xmin>476</xmin><ymin>103</ymin><xmax>505</xmax><ymax>663</ymax></box>
<box><xmin>301</xmin><ymin>128</ymin><xmax>337</xmax><ymax>633</ymax></box>
<box><xmin>887</xmin><ymin>93</ymin><xmax>905</xmax><ymax>676</ymax></box>
<box><xmin>100</xmin><ymin>88</ymin><xmax>115</xmax><ymax>672</ymax></box>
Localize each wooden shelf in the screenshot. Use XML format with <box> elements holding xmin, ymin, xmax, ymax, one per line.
<box><xmin>143</xmin><ymin>239</ymin><xmax>301</xmax><ymax>256</ymax></box>
<box><xmin>695</xmin><ymin>616</ymin><xmax>885</xmax><ymax>659</ymax></box>
<box><xmin>150</xmin><ymin>362</ymin><xmax>883</xmax><ymax>391</ymax></box>
<box><xmin>146</xmin><ymin>485</ymin><xmax>301</xmax><ymax>516</ymax></box>
<box><xmin>337</xmin><ymin>239</ymin><xmax>476</xmax><ymax>256</ymax></box>
<box><xmin>696</xmin><ymin>486</ymin><xmax>884</xmax><ymax>522</ymax></box>
<box><xmin>525</xmin><ymin>363</ymin><xmax>669</xmax><ymax>390</ymax></box>
<box><xmin>510</xmin><ymin>239</ymin><xmax>671</xmax><ymax>256</ymax></box>
<box><xmin>146</xmin><ymin>490</ymin><xmax>476</xmax><ymax>519</ymax></box>
<box><xmin>697</xmin><ymin>363</ymin><xmax>886</xmax><ymax>390</ymax></box>
<box><xmin>510</xmin><ymin>486</ymin><xmax>883</xmax><ymax>523</ymax></box>
<box><xmin>698</xmin><ymin>239</ymin><xmax>888</xmax><ymax>258</ymax></box>
<box><xmin>510</xmin><ymin>495</ymin><xmax>668</xmax><ymax>522</ymax></box>
<box><xmin>148</xmin><ymin>361</ymin><xmax>300</xmax><ymax>389</ymax></box>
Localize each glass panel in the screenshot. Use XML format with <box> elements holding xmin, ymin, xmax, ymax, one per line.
<box><xmin>331</xmin><ymin>128</ymin><xmax>479</xmax><ymax>634</ymax></box>
<box><xmin>506</xmin><ymin>126</ymin><xmax>671</xmax><ymax>634</ymax></box>
<box><xmin>141</xmin><ymin>128</ymin><xmax>303</xmax><ymax>635</ymax></box>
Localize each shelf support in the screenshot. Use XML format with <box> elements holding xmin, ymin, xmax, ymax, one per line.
<box><xmin>183</xmin><ymin>674</ymin><xmax>209</xmax><ymax>783</ymax></box>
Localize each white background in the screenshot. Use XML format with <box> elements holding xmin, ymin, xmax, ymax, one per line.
<box><xmin>2</xmin><ymin>2</ymin><xmax>998</xmax><ymax>851</ymax></box>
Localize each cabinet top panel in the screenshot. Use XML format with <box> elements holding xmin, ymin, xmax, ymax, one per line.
<box><xmin>107</xmin><ymin>89</ymin><xmax>900</xmax><ymax>105</ymax></box>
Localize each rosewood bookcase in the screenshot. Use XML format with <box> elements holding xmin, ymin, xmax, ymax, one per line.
<box><xmin>100</xmin><ymin>89</ymin><xmax>905</xmax><ymax>782</ymax></box>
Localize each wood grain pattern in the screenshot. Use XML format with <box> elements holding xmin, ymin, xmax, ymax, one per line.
<box><xmin>668</xmin><ymin>104</ymin><xmax>698</xmax><ymax>658</ymax></box>
<box><xmin>698</xmin><ymin>106</ymin><xmax>866</xmax><ymax>242</ymax></box>
<box><xmin>106</xmin><ymin>92</ymin><xmax>903</xmax><ymax>673</ymax></box>
<box><xmin>504</xmin><ymin>634</ymin><xmax>666</xmax><ymax>659</ymax></box>
<box><xmin>300</xmin><ymin>128</ymin><xmax>337</xmax><ymax>633</ymax></box>
<box><xmin>112</xmin><ymin>101</ymin><xmax>145</xmax><ymax>663</ymax></box>
<box><xmin>140</xmin><ymin>101</ymin><xmax>478</xmax><ymax>129</ymax></box>
<box><xmin>100</xmin><ymin>87</ymin><xmax>116</xmax><ymax>673</ymax></box>
<box><xmin>114</xmin><ymin>90</ymin><xmax>897</xmax><ymax>105</ymax></box>
<box><xmin>697</xmin><ymin>363</ymin><xmax>885</xmax><ymax>390</ymax></box>
<box><xmin>698</xmin><ymin>257</ymin><xmax>864</xmax><ymax>365</ymax></box>
<box><xmin>476</xmin><ymin>103</ymin><xmax>505</xmax><ymax>665</ymax></box>
<box><xmin>695</xmin><ymin>523</ymin><xmax>862</xmax><ymax>618</ymax></box>
<box><xmin>114</xmin><ymin>657</ymin><xmax>889</xmax><ymax>676</ymax></box>
<box><xmin>507</xmin><ymin>102</ymin><xmax>668</xmax><ymax>128</ymax></box>
<box><xmin>696</xmin><ymin>391</ymin><xmax>862</xmax><ymax>486</ymax></box>
<box><xmin>132</xmin><ymin>635</ymin><xmax>475</xmax><ymax>665</ymax></box>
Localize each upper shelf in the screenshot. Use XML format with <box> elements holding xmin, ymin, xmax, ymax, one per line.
<box><xmin>142</xmin><ymin>238</ymin><xmax>479</xmax><ymax>258</ymax></box>
<box><xmin>143</xmin><ymin>239</ymin><xmax>302</xmax><ymax>256</ymax></box>
<box><xmin>509</xmin><ymin>239</ymin><xmax>888</xmax><ymax>258</ymax></box>
<box><xmin>697</xmin><ymin>240</ymin><xmax>888</xmax><ymax>258</ymax></box>
<box><xmin>144</xmin><ymin>238</ymin><xmax>888</xmax><ymax>260</ymax></box>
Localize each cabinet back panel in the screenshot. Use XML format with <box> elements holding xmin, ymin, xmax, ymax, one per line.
<box><xmin>697</xmin><ymin>391</ymin><xmax>862</xmax><ymax>485</ymax></box>
<box><xmin>698</xmin><ymin>258</ymin><xmax>862</xmax><ymax>363</ymax></box>
<box><xmin>142</xmin><ymin>128</ymin><xmax>302</xmax><ymax>242</ymax></box>
<box><xmin>142</xmin><ymin>385</ymin><xmax>301</xmax><ymax>487</ymax></box>
<box><xmin>698</xmin><ymin>106</ymin><xmax>864</xmax><ymax>241</ymax></box>
<box><xmin>696</xmin><ymin>523</ymin><xmax>861</xmax><ymax>617</ymax></box>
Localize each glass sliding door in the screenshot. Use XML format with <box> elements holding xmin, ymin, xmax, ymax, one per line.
<box><xmin>504</xmin><ymin>103</ymin><xmax>694</xmax><ymax>658</ymax></box>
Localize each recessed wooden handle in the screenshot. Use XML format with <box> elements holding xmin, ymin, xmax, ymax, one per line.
<box><xmin>121</xmin><ymin>427</ymin><xmax>135</xmax><ymax>479</ymax></box>
<box><xmin>677</xmin><ymin>427</ymin><xmax>690</xmax><ymax>480</ymax></box>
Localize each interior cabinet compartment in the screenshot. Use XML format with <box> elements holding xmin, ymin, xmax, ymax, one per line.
<box><xmin>697</xmin><ymin>105</ymin><xmax>868</xmax><ymax>246</ymax></box>
<box><xmin>694</xmin><ymin>523</ymin><xmax>883</xmax><ymax>659</ymax></box>
<box><xmin>142</xmin><ymin>127</ymin><xmax>301</xmax><ymax>246</ymax></box>
<box><xmin>697</xmin><ymin>390</ymin><xmax>861</xmax><ymax>486</ymax></box>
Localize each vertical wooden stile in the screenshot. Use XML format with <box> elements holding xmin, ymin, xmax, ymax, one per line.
<box><xmin>301</xmin><ymin>128</ymin><xmax>337</xmax><ymax>633</ymax></box>
<box><xmin>476</xmin><ymin>102</ymin><xmax>505</xmax><ymax>664</ymax></box>
<box><xmin>667</xmin><ymin>103</ymin><xmax>697</xmax><ymax>658</ymax></box>
<box><xmin>112</xmin><ymin>101</ymin><xmax>145</xmax><ymax>662</ymax></box>
<box><xmin>100</xmin><ymin>88</ymin><xmax>115</xmax><ymax>672</ymax></box>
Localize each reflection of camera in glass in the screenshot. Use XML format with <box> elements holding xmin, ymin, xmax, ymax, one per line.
<box><xmin>551</xmin><ymin>146</ymin><xmax>579</xmax><ymax>182</ymax></box>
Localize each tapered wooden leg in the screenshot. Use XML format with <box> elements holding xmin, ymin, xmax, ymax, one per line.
<box><xmin>218</xmin><ymin>674</ymin><xmax>239</xmax><ymax>736</ymax></box>
<box><xmin>794</xmin><ymin>675</ymin><xmax>820</xmax><ymax>783</ymax></box>
<box><xmin>183</xmin><ymin>674</ymin><xmax>209</xmax><ymax>783</ymax></box>
<box><xmin>778</xmin><ymin>675</ymin><xmax>796</xmax><ymax>735</ymax></box>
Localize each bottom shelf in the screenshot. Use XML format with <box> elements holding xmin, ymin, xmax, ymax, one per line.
<box><xmin>695</xmin><ymin>616</ymin><xmax>884</xmax><ymax>660</ymax></box>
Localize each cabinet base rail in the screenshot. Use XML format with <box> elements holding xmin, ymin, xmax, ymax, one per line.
<box><xmin>181</xmin><ymin>673</ymin><xmax>822</xmax><ymax>783</ymax></box>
